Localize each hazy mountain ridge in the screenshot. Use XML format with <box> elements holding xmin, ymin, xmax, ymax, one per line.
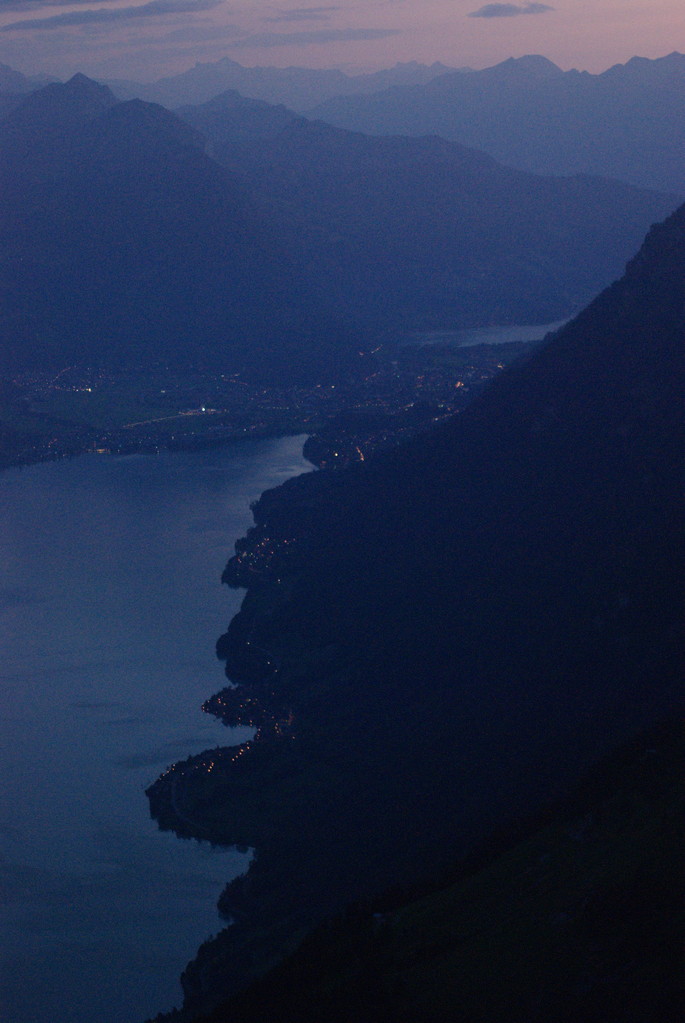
<box><xmin>0</xmin><ymin>75</ymin><xmax>339</xmax><ymax>380</ymax></box>
<box><xmin>0</xmin><ymin>74</ymin><xmax>119</xmax><ymax>180</ymax></box>
<box><xmin>0</xmin><ymin>62</ymin><xmax>33</xmax><ymax>93</ymax></box>
<box><xmin>4</xmin><ymin>52</ymin><xmax>684</xmax><ymax>195</ymax></box>
<box><xmin>177</xmin><ymin>88</ymin><xmax>679</xmax><ymax>330</ymax></box>
<box><xmin>0</xmin><ymin>63</ymin><xmax>58</xmax><ymax>119</ymax></box>
<box><xmin>2</xmin><ymin>74</ymin><xmax>677</xmax><ymax>381</ymax></box>
<box><xmin>146</xmin><ymin>200</ymin><xmax>683</xmax><ymax>1021</ymax></box>
<box><xmin>106</xmin><ymin>57</ymin><xmax>459</xmax><ymax>113</ymax></box>
<box><xmin>309</xmin><ymin>52</ymin><xmax>685</xmax><ymax>193</ymax></box>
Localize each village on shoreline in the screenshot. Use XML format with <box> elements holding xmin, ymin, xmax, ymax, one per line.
<box><xmin>0</xmin><ymin>337</ymin><xmax>538</xmax><ymax>472</ymax></box>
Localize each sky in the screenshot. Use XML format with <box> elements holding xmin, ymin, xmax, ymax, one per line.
<box><xmin>0</xmin><ymin>0</ymin><xmax>683</xmax><ymax>82</ymax></box>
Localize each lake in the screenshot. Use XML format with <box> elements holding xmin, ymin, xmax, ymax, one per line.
<box><xmin>0</xmin><ymin>437</ymin><xmax>311</xmax><ymax>1023</ymax></box>
<box><xmin>405</xmin><ymin>319</ymin><xmax>568</xmax><ymax>347</ymax></box>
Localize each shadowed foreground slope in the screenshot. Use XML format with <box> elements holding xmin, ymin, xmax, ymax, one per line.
<box><xmin>192</xmin><ymin>718</ymin><xmax>685</xmax><ymax>1023</ymax></box>
<box><xmin>147</xmin><ymin>202</ymin><xmax>683</xmax><ymax>1021</ymax></box>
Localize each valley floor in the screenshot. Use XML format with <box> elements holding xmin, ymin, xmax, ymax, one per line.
<box><xmin>0</xmin><ymin>339</ymin><xmax>535</xmax><ymax>470</ymax></box>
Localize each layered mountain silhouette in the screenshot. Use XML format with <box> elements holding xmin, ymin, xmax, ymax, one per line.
<box><xmin>0</xmin><ymin>75</ymin><xmax>357</xmax><ymax>381</ymax></box>
<box><xmin>107</xmin><ymin>57</ymin><xmax>458</xmax><ymax>113</ymax></box>
<box><xmin>148</xmin><ymin>199</ymin><xmax>683</xmax><ymax>1019</ymax></box>
<box><xmin>309</xmin><ymin>52</ymin><xmax>685</xmax><ymax>194</ymax></box>
<box><xmin>0</xmin><ymin>73</ymin><xmax>679</xmax><ymax>381</ymax></box>
<box><xmin>0</xmin><ymin>62</ymin><xmax>54</xmax><ymax>119</ymax></box>
<box><xmin>177</xmin><ymin>89</ymin><xmax>679</xmax><ymax>332</ymax></box>
<box><xmin>0</xmin><ymin>62</ymin><xmax>34</xmax><ymax>94</ymax></box>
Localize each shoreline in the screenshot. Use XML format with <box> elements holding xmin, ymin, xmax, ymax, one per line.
<box><xmin>0</xmin><ymin>422</ymin><xmax>315</xmax><ymax>474</ymax></box>
<box><xmin>142</xmin><ymin>299</ymin><xmax>684</xmax><ymax>1018</ymax></box>
<box><xmin>0</xmin><ymin>438</ymin><xmax>316</xmax><ymax>1023</ymax></box>
<box><xmin>1</xmin><ymin>337</ymin><xmax>539</xmax><ymax>474</ymax></box>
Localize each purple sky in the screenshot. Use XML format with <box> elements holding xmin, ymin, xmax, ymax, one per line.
<box><xmin>1</xmin><ymin>1</ymin><xmax>684</xmax><ymax>81</ymax></box>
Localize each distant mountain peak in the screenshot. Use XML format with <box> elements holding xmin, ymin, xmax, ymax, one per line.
<box><xmin>602</xmin><ymin>51</ymin><xmax>685</xmax><ymax>79</ymax></box>
<box><xmin>61</xmin><ymin>72</ymin><xmax>116</xmax><ymax>103</ymax></box>
<box><xmin>492</xmin><ymin>54</ymin><xmax>563</xmax><ymax>77</ymax></box>
<box><xmin>627</xmin><ymin>50</ymin><xmax>684</xmax><ymax>65</ymax></box>
<box><xmin>58</xmin><ymin>71</ymin><xmax>110</xmax><ymax>95</ymax></box>
<box><xmin>5</xmin><ymin>73</ymin><xmax>116</xmax><ymax>135</ymax></box>
<box><xmin>67</xmin><ymin>71</ymin><xmax>98</xmax><ymax>85</ymax></box>
<box><xmin>101</xmin><ymin>96</ymin><xmax>207</xmax><ymax>153</ymax></box>
<box><xmin>0</xmin><ymin>61</ymin><xmax>34</xmax><ymax>95</ymax></box>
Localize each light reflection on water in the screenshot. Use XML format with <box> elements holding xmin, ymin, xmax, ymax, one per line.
<box><xmin>0</xmin><ymin>437</ymin><xmax>311</xmax><ymax>1023</ymax></box>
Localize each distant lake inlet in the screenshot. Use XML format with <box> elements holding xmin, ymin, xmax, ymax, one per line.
<box><xmin>404</xmin><ymin>320</ymin><xmax>568</xmax><ymax>347</ymax></box>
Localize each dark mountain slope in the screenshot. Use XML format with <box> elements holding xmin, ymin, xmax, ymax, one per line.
<box><xmin>0</xmin><ymin>77</ymin><xmax>357</xmax><ymax>381</ymax></box>
<box><xmin>0</xmin><ymin>62</ymin><xmax>47</xmax><ymax>112</ymax></box>
<box><xmin>0</xmin><ymin>62</ymin><xmax>44</xmax><ymax>118</ymax></box>
<box><xmin>1</xmin><ymin>72</ymin><xmax>115</xmax><ymax>141</ymax></box>
<box><xmin>194</xmin><ymin>718</ymin><xmax>685</xmax><ymax>1023</ymax></box>
<box><xmin>178</xmin><ymin>90</ymin><xmax>679</xmax><ymax>331</ymax></box>
<box><xmin>0</xmin><ymin>62</ymin><xmax>35</xmax><ymax>94</ymax></box>
<box><xmin>309</xmin><ymin>52</ymin><xmax>685</xmax><ymax>194</ymax></box>
<box><xmin>147</xmin><ymin>203</ymin><xmax>683</xmax><ymax>1018</ymax></box>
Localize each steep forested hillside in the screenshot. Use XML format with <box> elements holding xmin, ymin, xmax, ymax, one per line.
<box><xmin>147</xmin><ymin>202</ymin><xmax>683</xmax><ymax>1019</ymax></box>
<box><xmin>190</xmin><ymin>718</ymin><xmax>685</xmax><ymax>1023</ymax></box>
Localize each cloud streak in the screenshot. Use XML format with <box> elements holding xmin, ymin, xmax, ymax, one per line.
<box><xmin>226</xmin><ymin>27</ymin><xmax>401</xmax><ymax>50</ymax></box>
<box><xmin>468</xmin><ymin>2</ymin><xmax>554</xmax><ymax>17</ymax></box>
<box><xmin>0</xmin><ymin>0</ymin><xmax>117</xmax><ymax>9</ymax></box>
<box><xmin>1</xmin><ymin>0</ymin><xmax>225</xmax><ymax>32</ymax></box>
<box><xmin>0</xmin><ymin>0</ymin><xmax>120</xmax><ymax>9</ymax></box>
<box><xmin>265</xmin><ymin>7</ymin><xmax>340</xmax><ymax>24</ymax></box>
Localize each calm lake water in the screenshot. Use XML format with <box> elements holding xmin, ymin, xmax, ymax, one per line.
<box><xmin>406</xmin><ymin>319</ymin><xmax>568</xmax><ymax>347</ymax></box>
<box><xmin>0</xmin><ymin>437</ymin><xmax>311</xmax><ymax>1023</ymax></box>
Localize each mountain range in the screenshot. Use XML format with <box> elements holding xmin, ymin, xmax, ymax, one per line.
<box><xmin>0</xmin><ymin>75</ymin><xmax>361</xmax><ymax>382</ymax></box>
<box><xmin>105</xmin><ymin>58</ymin><xmax>459</xmax><ymax>114</ymax></box>
<box><xmin>0</xmin><ymin>74</ymin><xmax>678</xmax><ymax>381</ymax></box>
<box><xmin>176</xmin><ymin>88</ymin><xmax>678</xmax><ymax>332</ymax></box>
<box><xmin>4</xmin><ymin>52</ymin><xmax>685</xmax><ymax>194</ymax></box>
<box><xmin>309</xmin><ymin>52</ymin><xmax>685</xmax><ymax>194</ymax></box>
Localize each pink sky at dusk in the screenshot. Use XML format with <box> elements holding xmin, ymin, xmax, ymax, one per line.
<box><xmin>0</xmin><ymin>0</ymin><xmax>684</xmax><ymax>81</ymax></box>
